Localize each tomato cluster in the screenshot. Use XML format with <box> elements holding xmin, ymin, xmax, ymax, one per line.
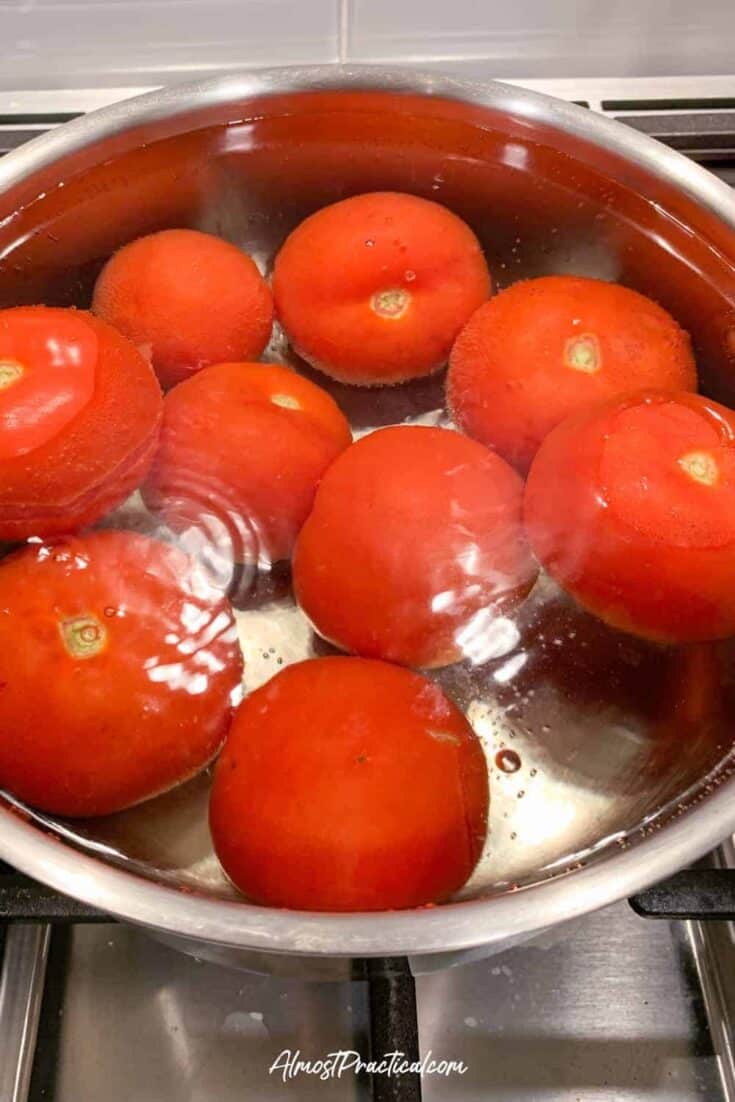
<box><xmin>1</xmin><ymin>186</ymin><xmax>728</xmax><ymax>914</ymax></box>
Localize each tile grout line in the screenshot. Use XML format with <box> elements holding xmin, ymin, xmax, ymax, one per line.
<box><xmin>338</xmin><ymin>0</ymin><xmax>350</xmax><ymax>63</ymax></box>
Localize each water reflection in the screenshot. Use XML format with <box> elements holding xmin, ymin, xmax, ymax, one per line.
<box><xmin>2</xmin><ymin>104</ymin><xmax>735</xmax><ymax>899</ymax></box>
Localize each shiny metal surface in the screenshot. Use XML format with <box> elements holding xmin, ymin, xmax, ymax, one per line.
<box><xmin>19</xmin><ymin>903</ymin><xmax>728</xmax><ymax>1101</ymax></box>
<box><xmin>684</xmin><ymin>839</ymin><xmax>735</xmax><ymax>1100</ymax></box>
<box><xmin>687</xmin><ymin>920</ymin><xmax>735</xmax><ymax>1100</ymax></box>
<box><xmin>1</xmin><ymin>68</ymin><xmax>735</xmax><ymax>964</ymax></box>
<box><xmin>0</xmin><ymin>925</ymin><xmax>50</xmax><ymax>1102</ymax></box>
<box><xmin>4</xmin><ymin>73</ymin><xmax>735</xmax><ymax>118</ymax></box>
<box><xmin>417</xmin><ymin>903</ymin><xmax>726</xmax><ymax>1101</ymax></box>
<box><xmin>54</xmin><ymin>922</ymin><xmax>369</xmax><ymax>1101</ymax></box>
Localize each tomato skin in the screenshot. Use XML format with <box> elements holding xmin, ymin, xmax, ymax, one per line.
<box><xmin>209</xmin><ymin>656</ymin><xmax>489</xmax><ymax>912</ymax></box>
<box><xmin>448</xmin><ymin>275</ymin><xmax>697</xmax><ymax>473</ymax></box>
<box><xmin>143</xmin><ymin>362</ymin><xmax>352</xmax><ymax>564</ymax></box>
<box><xmin>0</xmin><ymin>307</ymin><xmax>162</xmax><ymax>541</ymax></box>
<box><xmin>524</xmin><ymin>391</ymin><xmax>735</xmax><ymax>643</ymax></box>
<box><xmin>92</xmin><ymin>229</ymin><xmax>274</xmax><ymax>389</ymax></box>
<box><xmin>0</xmin><ymin>308</ymin><xmax>97</xmax><ymax>459</ymax></box>
<box><xmin>206</xmin><ymin>362</ymin><xmax>353</xmax><ymax>454</ymax></box>
<box><xmin>273</xmin><ymin>192</ymin><xmax>491</xmax><ymax>386</ymax></box>
<box><xmin>293</xmin><ymin>425</ymin><xmax>536</xmax><ymax>668</ymax></box>
<box><xmin>0</xmin><ymin>530</ymin><xmax>243</xmax><ymax>817</ymax></box>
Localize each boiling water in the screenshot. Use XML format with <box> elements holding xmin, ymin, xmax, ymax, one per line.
<box><xmin>2</xmin><ymin>100</ymin><xmax>735</xmax><ymax>905</ymax></box>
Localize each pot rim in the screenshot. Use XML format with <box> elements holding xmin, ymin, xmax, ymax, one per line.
<box><xmin>1</xmin><ymin>64</ymin><xmax>735</xmax><ymax>957</ymax></box>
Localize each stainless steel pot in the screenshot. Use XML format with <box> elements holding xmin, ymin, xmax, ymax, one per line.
<box><xmin>2</xmin><ymin>66</ymin><xmax>735</xmax><ymax>977</ymax></box>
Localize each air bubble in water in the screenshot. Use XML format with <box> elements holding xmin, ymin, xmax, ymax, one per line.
<box><xmin>495</xmin><ymin>749</ymin><xmax>521</xmax><ymax>773</ymax></box>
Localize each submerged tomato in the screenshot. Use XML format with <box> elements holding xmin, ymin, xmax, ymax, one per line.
<box><xmin>0</xmin><ymin>309</ymin><xmax>97</xmax><ymax>459</ymax></box>
<box><xmin>293</xmin><ymin>425</ymin><xmax>536</xmax><ymax>668</ymax></box>
<box><xmin>209</xmin><ymin>656</ymin><xmax>489</xmax><ymax>911</ymax></box>
<box><xmin>0</xmin><ymin>307</ymin><xmax>162</xmax><ymax>541</ymax></box>
<box><xmin>143</xmin><ymin>361</ymin><xmax>351</xmax><ymax>565</ymax></box>
<box><xmin>0</xmin><ymin>530</ymin><xmax>243</xmax><ymax>817</ymax></box>
<box><xmin>273</xmin><ymin>192</ymin><xmax>491</xmax><ymax>385</ymax></box>
<box><xmin>448</xmin><ymin>276</ymin><xmax>697</xmax><ymax>472</ymax></box>
<box><xmin>525</xmin><ymin>391</ymin><xmax>735</xmax><ymax>642</ymax></box>
<box><xmin>92</xmin><ymin>228</ymin><xmax>274</xmax><ymax>388</ymax></box>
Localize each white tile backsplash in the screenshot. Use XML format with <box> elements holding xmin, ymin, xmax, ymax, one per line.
<box><xmin>0</xmin><ymin>0</ymin><xmax>732</xmax><ymax>90</ymax></box>
<box><xmin>0</xmin><ymin>0</ymin><xmax>339</xmax><ymax>89</ymax></box>
<box><xmin>344</xmin><ymin>0</ymin><xmax>735</xmax><ymax>78</ymax></box>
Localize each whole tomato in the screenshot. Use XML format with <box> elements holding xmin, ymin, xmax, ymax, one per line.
<box><xmin>448</xmin><ymin>276</ymin><xmax>696</xmax><ymax>472</ymax></box>
<box><xmin>0</xmin><ymin>530</ymin><xmax>243</xmax><ymax>816</ymax></box>
<box><xmin>143</xmin><ymin>361</ymin><xmax>351</xmax><ymax>565</ymax></box>
<box><xmin>209</xmin><ymin>656</ymin><xmax>489</xmax><ymax>911</ymax></box>
<box><xmin>525</xmin><ymin>391</ymin><xmax>735</xmax><ymax>642</ymax></box>
<box><xmin>92</xmin><ymin>228</ymin><xmax>273</xmax><ymax>388</ymax></box>
<box><xmin>293</xmin><ymin>425</ymin><xmax>537</xmax><ymax>668</ymax></box>
<box><xmin>273</xmin><ymin>191</ymin><xmax>491</xmax><ymax>385</ymax></box>
<box><xmin>0</xmin><ymin>306</ymin><xmax>161</xmax><ymax>541</ymax></box>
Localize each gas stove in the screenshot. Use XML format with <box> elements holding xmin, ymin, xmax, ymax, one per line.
<box><xmin>2</xmin><ymin>75</ymin><xmax>735</xmax><ymax>1102</ymax></box>
<box><xmin>3</xmin><ymin>861</ymin><xmax>735</xmax><ymax>1102</ymax></box>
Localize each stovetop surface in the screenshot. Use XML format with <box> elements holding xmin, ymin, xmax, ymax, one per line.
<box><xmin>35</xmin><ymin>902</ymin><xmax>722</xmax><ymax>1102</ymax></box>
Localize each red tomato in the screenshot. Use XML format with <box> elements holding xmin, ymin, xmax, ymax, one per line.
<box><xmin>0</xmin><ymin>308</ymin><xmax>96</xmax><ymax>459</ymax></box>
<box><xmin>273</xmin><ymin>192</ymin><xmax>491</xmax><ymax>385</ymax></box>
<box><xmin>92</xmin><ymin>229</ymin><xmax>273</xmax><ymax>388</ymax></box>
<box><xmin>0</xmin><ymin>307</ymin><xmax>162</xmax><ymax>541</ymax></box>
<box><xmin>209</xmin><ymin>657</ymin><xmax>489</xmax><ymax>911</ymax></box>
<box><xmin>0</xmin><ymin>530</ymin><xmax>243</xmax><ymax>817</ymax></box>
<box><xmin>143</xmin><ymin>362</ymin><xmax>352</xmax><ymax>565</ymax></box>
<box><xmin>293</xmin><ymin>425</ymin><xmax>536</xmax><ymax>668</ymax></box>
<box><xmin>448</xmin><ymin>276</ymin><xmax>697</xmax><ymax>473</ymax></box>
<box><xmin>525</xmin><ymin>391</ymin><xmax>735</xmax><ymax>642</ymax></box>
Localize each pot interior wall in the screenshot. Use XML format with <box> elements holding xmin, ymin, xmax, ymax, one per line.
<box><xmin>2</xmin><ymin>88</ymin><xmax>735</xmax><ymax>906</ymax></box>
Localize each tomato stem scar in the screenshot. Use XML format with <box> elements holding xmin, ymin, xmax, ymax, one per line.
<box><xmin>678</xmin><ymin>450</ymin><xmax>719</xmax><ymax>486</ymax></box>
<box><xmin>60</xmin><ymin>615</ymin><xmax>107</xmax><ymax>659</ymax></box>
<box><xmin>0</xmin><ymin>359</ymin><xmax>24</xmax><ymax>389</ymax></box>
<box><xmin>270</xmin><ymin>393</ymin><xmax>301</xmax><ymax>410</ymax></box>
<box><xmin>564</xmin><ymin>333</ymin><xmax>601</xmax><ymax>374</ymax></box>
<box><xmin>371</xmin><ymin>288</ymin><xmax>411</xmax><ymax>319</ymax></box>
